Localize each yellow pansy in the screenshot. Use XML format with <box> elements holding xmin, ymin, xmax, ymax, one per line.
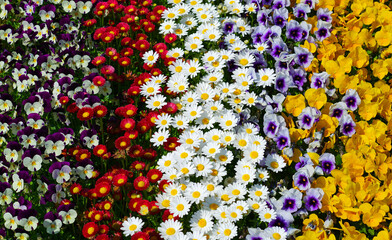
<box><xmin>305</xmin><ymin>88</ymin><xmax>327</xmax><ymax>109</ymax></box>
<box><xmin>283</xmin><ymin>94</ymin><xmax>306</xmax><ymax>117</ymax></box>
<box><xmin>316</xmin><ymin>114</ymin><xmax>339</xmax><ymax>137</ymax></box>
<box><xmin>347</xmin><ymin>47</ymin><xmax>369</xmax><ymax>68</ymax></box>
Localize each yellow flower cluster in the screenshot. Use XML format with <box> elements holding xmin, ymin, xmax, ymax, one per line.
<box><xmin>296</xmin><ymin>0</ymin><xmax>392</xmax><ymax>239</ymax></box>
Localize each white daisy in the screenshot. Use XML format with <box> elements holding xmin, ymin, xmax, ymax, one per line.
<box><xmin>151</xmin><ymin>129</ymin><xmax>170</xmax><ymax>147</ymax></box>
<box><xmin>146</xmin><ymin>94</ymin><xmax>166</xmax><ymax>110</ymax></box>
<box><xmin>169</xmin><ymin>197</ymin><xmax>191</xmax><ymax>217</ymax></box>
<box><xmin>158</xmin><ymin>219</ymin><xmax>183</xmax><ymax>239</ymax></box>
<box><xmin>265</xmin><ymin>154</ymin><xmax>286</xmax><ymax>173</ymax></box>
<box><xmin>142</xmin><ymin>50</ymin><xmax>159</xmax><ymax>65</ymax></box>
<box><xmin>141</xmin><ymin>81</ymin><xmax>161</xmax><ymax>97</ymax></box>
<box><xmin>121</xmin><ymin>217</ymin><xmax>144</xmax><ymax>237</ymax></box>
<box><xmin>256</xmin><ymin>68</ymin><xmax>276</xmax><ymax>87</ymax></box>
<box><xmin>190</xmin><ymin>210</ymin><xmax>214</xmax><ymax>233</ymax></box>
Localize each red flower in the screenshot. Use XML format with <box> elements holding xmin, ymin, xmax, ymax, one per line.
<box><xmin>94</xmin><ymin>105</ymin><xmax>108</xmax><ymax>118</ymax></box>
<box><xmin>124</xmin><ymin>5</ymin><xmax>137</xmax><ymax>14</ymax></box>
<box><xmin>153</xmin><ymin>43</ymin><xmax>167</xmax><ymax>53</ymax></box>
<box><xmin>100</xmin><ymin>201</ymin><xmax>113</xmax><ymax>211</ymax></box>
<box><xmin>84</xmin><ymin>19</ymin><xmax>97</xmax><ymax>27</ymax></box>
<box><xmin>101</xmin><ymin>65</ymin><xmax>115</xmax><ymax>75</ymax></box>
<box><xmin>163</xmin><ymin>137</ymin><xmax>180</xmax><ymax>151</ymax></box>
<box><xmin>146</xmin><ymin>111</ymin><xmax>159</xmax><ymax>125</ymax></box>
<box><xmin>118</xmin><ymin>57</ymin><xmax>131</xmax><ymax>67</ymax></box>
<box><xmin>117</xmin><ymin>22</ymin><xmax>130</xmax><ymax>32</ymax></box>
<box><xmin>105</xmin><ymin>47</ymin><xmax>117</xmax><ymax>57</ymax></box>
<box><xmin>134</xmin><ymin>176</ymin><xmax>149</xmax><ymax>191</ymax></box>
<box><xmin>140</xmin><ymin>19</ymin><xmax>150</xmax><ymax>27</ymax></box>
<box><xmin>121</xmin><ymin>37</ymin><xmax>132</xmax><ymax>46</ymax></box>
<box><xmin>144</xmin><ymin>23</ymin><xmax>156</xmax><ymax>32</ymax></box>
<box><xmin>131</xmin><ymin>23</ymin><xmax>141</xmax><ymax>31</ymax></box>
<box><xmin>149</xmin><ymin>201</ymin><xmax>160</xmax><ymax>215</ymax></box>
<box><xmin>121</xmin><ymin>14</ymin><xmax>137</xmax><ymax>23</ymax></box>
<box><xmin>137</xmin><ymin>33</ymin><xmax>148</xmax><ymax>41</ymax></box>
<box><xmin>92</xmin><ymin>56</ymin><xmax>106</xmax><ymax>66</ymax></box>
<box><xmin>131</xmin><ymin>232</ymin><xmax>149</xmax><ymax>240</ymax></box>
<box><xmin>59</xmin><ymin>96</ymin><xmax>69</xmax><ymax>105</ymax></box>
<box><xmin>93</xmin><ymin>27</ymin><xmax>106</xmax><ymax>40</ymax></box>
<box><xmin>146</xmin><ymin>169</ymin><xmax>162</xmax><ymax>183</ymax></box>
<box><xmin>153</xmin><ymin>5</ymin><xmax>166</xmax><ymax>15</ymax></box>
<box><xmin>93</xmin><ymin>145</ymin><xmax>107</xmax><ymax>157</ymax></box>
<box><xmin>162</xmin><ymin>210</ymin><xmax>180</xmax><ymax>222</ymax></box>
<box><xmin>115</xmin><ymin>136</ymin><xmax>130</xmax><ymax>150</ymax></box>
<box><xmin>158</xmin><ymin>179</ymin><xmax>171</xmax><ymax>192</ymax></box>
<box><xmin>107</xmin><ymin>0</ymin><xmax>118</xmax><ymax>8</ymax></box>
<box><xmin>164</xmin><ymin>33</ymin><xmax>177</xmax><ymax>43</ymax></box>
<box><xmin>136</xmin><ymin>119</ymin><xmax>153</xmax><ymax>133</ymax></box>
<box><xmin>147</xmin><ymin>12</ymin><xmax>160</xmax><ymax>22</ymax></box>
<box><xmin>113</xmin><ymin>173</ymin><xmax>128</xmax><ymax>187</ymax></box>
<box><xmin>135</xmin><ymin>39</ymin><xmax>150</xmax><ymax>52</ymax></box>
<box><xmin>140</xmin><ymin>0</ymin><xmax>152</xmax><ymax>7</ymax></box>
<box><xmin>70</xmin><ymin>183</ymin><xmax>82</xmax><ymax>195</ymax></box>
<box><xmin>111</xmin><ymin>53</ymin><xmax>120</xmax><ymax>61</ymax></box>
<box><xmin>120</xmin><ymin>47</ymin><xmax>134</xmax><ymax>57</ymax></box>
<box><xmin>95</xmin><ymin>182</ymin><xmax>111</xmax><ymax>198</ymax></box>
<box><xmin>143</xmin><ymin>148</ymin><xmax>157</xmax><ymax>161</ymax></box>
<box><xmin>120</xmin><ymin>118</ymin><xmax>136</xmax><ymax>131</ymax></box>
<box><xmin>135</xmin><ymin>200</ymin><xmax>151</xmax><ymax>215</ymax></box>
<box><xmin>76</xmin><ymin>149</ymin><xmax>91</xmax><ymax>161</ymax></box>
<box><xmin>164</xmin><ymin>57</ymin><xmax>176</xmax><ymax>66</ymax></box>
<box><xmin>128</xmin><ymin>145</ymin><xmax>144</xmax><ymax>158</ymax></box>
<box><xmin>93</xmin><ymin>76</ymin><xmax>106</xmax><ymax>86</ymax></box>
<box><xmin>127</xmin><ymin>85</ymin><xmax>141</xmax><ymax>96</ymax></box>
<box><xmin>77</xmin><ymin>107</ymin><xmax>94</xmax><ymax>121</ymax></box>
<box><xmin>125</xmin><ymin>130</ymin><xmax>138</xmax><ymax>140</ymax></box>
<box><xmin>96</xmin><ymin>234</ymin><xmax>109</xmax><ymax>240</ymax></box>
<box><xmin>128</xmin><ymin>198</ymin><xmax>142</xmax><ymax>211</ymax></box>
<box><xmin>131</xmin><ymin>161</ymin><xmax>146</xmax><ymax>171</ymax></box>
<box><xmin>66</xmin><ymin>102</ymin><xmax>79</xmax><ymax>113</ymax></box>
<box><xmin>101</xmin><ymin>32</ymin><xmax>115</xmax><ymax>43</ymax></box>
<box><xmin>162</xmin><ymin>102</ymin><xmax>178</xmax><ymax>114</ymax></box>
<box><xmin>82</xmin><ymin>222</ymin><xmax>99</xmax><ymax>239</ymax></box>
<box><xmin>96</xmin><ymin>2</ymin><xmax>109</xmax><ymax>10</ymax></box>
<box><xmin>91</xmin><ymin>210</ymin><xmax>104</xmax><ymax>222</ymax></box>
<box><xmin>99</xmin><ymin>224</ymin><xmax>110</xmax><ymax>234</ymax></box>
<box><xmin>115</xmin><ymin>4</ymin><xmax>125</xmax><ymax>13</ymax></box>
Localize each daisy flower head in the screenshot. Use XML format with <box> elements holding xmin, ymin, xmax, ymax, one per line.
<box><xmin>173</xmin><ymin>114</ymin><xmax>190</xmax><ymax>129</ymax></box>
<box><xmin>264</xmin><ymin>226</ymin><xmax>287</xmax><ymax>240</ymax></box>
<box><xmin>254</xmin><ymin>43</ymin><xmax>268</xmax><ymax>53</ymax></box>
<box><xmin>235</xmin><ymin>51</ymin><xmax>255</xmax><ymax>68</ymax></box>
<box><xmin>190</xmin><ymin>210</ymin><xmax>214</xmax><ymax>233</ymax></box>
<box><xmin>256</xmin><ymin>68</ymin><xmax>276</xmax><ymax>87</ymax></box>
<box><xmin>167</xmin><ymin>47</ymin><xmax>185</xmax><ymax>59</ymax></box>
<box><xmin>174</xmin><ymin>24</ymin><xmax>189</xmax><ymax>37</ymax></box>
<box><xmin>193</xmin><ymin>156</ymin><xmax>213</xmax><ymax>177</ymax></box>
<box><xmin>258</xmin><ymin>207</ymin><xmax>277</xmax><ymax>222</ymax></box>
<box><xmin>181</xmin><ymin>15</ymin><xmax>198</xmax><ymax>28</ymax></box>
<box><xmin>219</xmin><ymin>112</ymin><xmax>238</xmax><ymax>130</ymax></box>
<box><xmin>249</xmin><ymin>184</ymin><xmax>269</xmax><ymax>201</ymax></box>
<box><xmin>151</xmin><ymin>129</ymin><xmax>170</xmax><ymax>147</ymax></box>
<box><xmin>184</xmin><ymin>103</ymin><xmax>203</xmax><ymax>120</ymax></box>
<box><xmin>235</xmin><ymin>167</ymin><xmax>256</xmax><ymax>184</ymax></box>
<box><xmin>186</xmin><ymin>59</ymin><xmax>202</xmax><ymax>78</ymax></box>
<box><xmin>162</xmin><ymin>8</ymin><xmax>179</xmax><ymax>20</ymax></box>
<box><xmin>217</xmin><ymin>222</ymin><xmax>238</xmax><ymax>240</ymax></box>
<box><xmin>185</xmin><ymin>38</ymin><xmax>204</xmax><ymax>52</ymax></box>
<box><xmin>157</xmin><ymin>152</ymin><xmax>177</xmax><ymax>173</ymax></box>
<box><xmin>256</xmin><ymin>168</ymin><xmax>270</xmax><ymax>182</ymax></box>
<box><xmin>202</xmin><ymin>142</ymin><xmax>221</xmax><ymax>158</ymax></box>
<box><xmin>167</xmin><ymin>74</ymin><xmax>189</xmax><ymax>93</ymax></box>
<box><xmin>146</xmin><ymin>94</ymin><xmax>166</xmax><ymax>110</ymax></box>
<box><xmin>156</xmin><ymin>113</ymin><xmax>173</xmax><ymax>129</ymax></box>
<box><xmin>169</xmin><ymin>197</ymin><xmax>191</xmax><ymax>217</ymax></box>
<box><xmin>158</xmin><ymin>219</ymin><xmax>183</xmax><ymax>240</ymax></box>
<box><xmin>142</xmin><ymin>50</ymin><xmax>159</xmax><ymax>65</ymax></box>
<box><xmin>121</xmin><ymin>217</ymin><xmax>144</xmax><ymax>237</ymax></box>
<box><xmin>141</xmin><ymin>81</ymin><xmax>161</xmax><ymax>97</ymax></box>
<box><xmin>169</xmin><ymin>59</ymin><xmax>188</xmax><ymax>75</ymax></box>
<box><xmin>160</xmin><ymin>20</ymin><xmax>177</xmax><ymax>34</ymax></box>
<box><xmin>203</xmin><ymin>71</ymin><xmax>224</xmax><ymax>83</ymax></box>
<box><xmin>265</xmin><ymin>153</ymin><xmax>286</xmax><ymax>173</ymax></box>
<box><xmin>185</xmin><ymin>182</ymin><xmax>208</xmax><ymax>204</ymax></box>
<box><xmin>227</xmin><ymin>182</ymin><xmax>247</xmax><ymax>200</ymax></box>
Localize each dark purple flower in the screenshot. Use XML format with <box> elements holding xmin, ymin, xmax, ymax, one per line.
<box><xmin>290</xmin><ymin>67</ymin><xmax>306</xmax><ymax>90</ymax></box>
<box><xmin>294</xmin><ymin>3</ymin><xmax>311</xmax><ymax>19</ymax></box>
<box><xmin>342</xmin><ymin>89</ymin><xmax>361</xmax><ymax>111</ymax></box>
<box><xmin>257</xmin><ymin>9</ymin><xmax>272</xmax><ymax>25</ymax></box>
<box><xmin>310</xmin><ymin>71</ymin><xmax>329</xmax><ymax>89</ymax></box>
<box><xmin>303</xmin><ymin>0</ymin><xmax>317</xmax><ymax>8</ymax></box>
<box><xmin>297</xmin><ymin>107</ymin><xmax>320</xmax><ymax>129</ymax></box>
<box><xmin>293</xmin><ymin>165</ymin><xmax>314</xmax><ymax>191</ymax></box>
<box><xmin>294</xmin><ymin>47</ymin><xmax>313</xmax><ymax>68</ymax></box>
<box><xmin>268</xmin><ymin>215</ymin><xmax>289</xmax><ymax>231</ymax></box>
<box><xmin>263</xmin><ymin>114</ymin><xmax>285</xmax><ymax>138</ymax></box>
<box><xmin>340</xmin><ymin>113</ymin><xmax>356</xmax><ymax>137</ymax></box>
<box><xmin>315</xmin><ymin>21</ymin><xmax>332</xmax><ymax>41</ymax></box>
<box><xmin>270</xmin><ymin>38</ymin><xmax>287</xmax><ymax>59</ymax></box>
<box><xmin>274</xmin><ymin>127</ymin><xmax>290</xmax><ymax>150</ymax></box>
<box><xmin>304</xmin><ymin>188</ymin><xmax>324</xmax><ymax>211</ymax></box>
<box><xmin>317</xmin><ymin>8</ymin><xmax>332</xmax><ymax>22</ymax></box>
<box><xmin>295</xmin><ymin>155</ymin><xmax>313</xmax><ymax>171</ymax></box>
<box><xmin>273</xmin><ymin>8</ymin><xmax>288</xmax><ymax>28</ymax></box>
<box><xmin>265</xmin><ymin>93</ymin><xmax>285</xmax><ymax>113</ymax></box>
<box><xmin>272</xmin><ymin>0</ymin><xmax>290</xmax><ymax>9</ymax></box>
<box><xmin>279</xmin><ymin>189</ymin><xmax>302</xmax><ymax>213</ymax></box>
<box><xmin>319</xmin><ymin>153</ymin><xmax>336</xmax><ymax>174</ymax></box>
<box><xmin>274</xmin><ymin>72</ymin><xmax>292</xmax><ymax>93</ymax></box>
<box><xmin>329</xmin><ymin>102</ymin><xmax>346</xmax><ymax>120</ymax></box>
<box><xmin>223</xmin><ymin>21</ymin><xmax>236</xmax><ymax>35</ymax></box>
<box><xmin>286</xmin><ymin>20</ymin><xmax>302</xmax><ymax>42</ymax></box>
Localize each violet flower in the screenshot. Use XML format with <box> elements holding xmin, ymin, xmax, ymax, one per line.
<box><xmin>294</xmin><ymin>47</ymin><xmax>313</xmax><ymax>68</ymax></box>
<box><xmin>304</xmin><ymin>188</ymin><xmax>324</xmax><ymax>211</ymax></box>
<box><xmin>342</xmin><ymin>89</ymin><xmax>361</xmax><ymax>111</ymax></box>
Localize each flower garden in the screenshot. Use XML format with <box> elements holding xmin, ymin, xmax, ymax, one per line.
<box><xmin>0</xmin><ymin>0</ymin><xmax>391</xmax><ymax>239</ymax></box>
